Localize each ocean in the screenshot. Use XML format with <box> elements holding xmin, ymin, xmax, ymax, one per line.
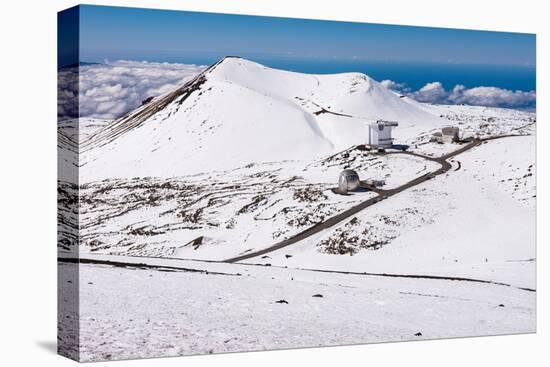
<box><xmin>83</xmin><ymin>51</ymin><xmax>536</xmax><ymax>92</ymax></box>
<box><xmin>255</xmin><ymin>59</ymin><xmax>536</xmax><ymax>92</ymax></box>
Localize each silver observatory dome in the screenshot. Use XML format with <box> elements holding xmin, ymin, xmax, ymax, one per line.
<box><xmin>338</xmin><ymin>169</ymin><xmax>360</xmax><ymax>193</ymax></box>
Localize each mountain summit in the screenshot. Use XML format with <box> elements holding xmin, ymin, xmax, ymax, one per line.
<box><xmin>81</xmin><ymin>57</ymin><xmax>444</xmax><ymax>180</ymax></box>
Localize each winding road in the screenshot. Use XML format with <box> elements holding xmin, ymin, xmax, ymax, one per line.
<box><xmin>225</xmin><ymin>136</ymin><xmax>502</xmax><ymax>263</ymax></box>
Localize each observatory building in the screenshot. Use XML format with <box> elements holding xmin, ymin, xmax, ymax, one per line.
<box><xmin>441</xmin><ymin>126</ymin><xmax>460</xmax><ymax>143</ymax></box>
<box><xmin>430</xmin><ymin>126</ymin><xmax>460</xmax><ymax>144</ymax></box>
<box><xmin>338</xmin><ymin>170</ymin><xmax>360</xmax><ymax>194</ymax></box>
<box><xmin>368</xmin><ymin>120</ymin><xmax>399</xmax><ymax>148</ymax></box>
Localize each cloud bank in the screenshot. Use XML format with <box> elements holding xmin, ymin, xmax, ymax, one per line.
<box><xmin>59</xmin><ymin>61</ymin><xmax>535</xmax><ymax>120</ymax></box>
<box><xmin>59</xmin><ymin>61</ymin><xmax>206</xmax><ymax>120</ymax></box>
<box><xmin>381</xmin><ymin>79</ymin><xmax>536</xmax><ymax>110</ymax></box>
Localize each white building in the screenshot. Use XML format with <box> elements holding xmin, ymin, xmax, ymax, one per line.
<box><xmin>441</xmin><ymin>126</ymin><xmax>460</xmax><ymax>143</ymax></box>
<box><xmin>431</xmin><ymin>126</ymin><xmax>460</xmax><ymax>144</ymax></box>
<box><xmin>368</xmin><ymin>120</ymin><xmax>398</xmax><ymax>148</ymax></box>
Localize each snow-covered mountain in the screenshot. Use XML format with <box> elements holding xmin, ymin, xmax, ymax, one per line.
<box><xmin>59</xmin><ymin>56</ymin><xmax>536</xmax><ymax>272</ymax></box>
<box><xmin>80</xmin><ymin>57</ymin><xmax>445</xmax><ymax>181</ymax></box>
<box><xmin>58</xmin><ymin>56</ymin><xmax>536</xmax><ymax>361</ymax></box>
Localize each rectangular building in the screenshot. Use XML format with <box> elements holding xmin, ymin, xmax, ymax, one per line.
<box><xmin>368</xmin><ymin>120</ymin><xmax>398</xmax><ymax>148</ymax></box>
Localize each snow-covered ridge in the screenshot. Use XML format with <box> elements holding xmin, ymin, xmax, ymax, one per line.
<box><xmin>57</xmin><ymin>57</ymin><xmax>536</xmax><ymax>361</ymax></box>
<box><xmin>79</xmin><ymin>56</ymin><xmax>446</xmax><ymax>181</ymax></box>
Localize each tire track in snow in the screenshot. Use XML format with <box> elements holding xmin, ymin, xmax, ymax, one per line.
<box><xmin>59</xmin><ymin>253</ymin><xmax>535</xmax><ymax>292</ymax></box>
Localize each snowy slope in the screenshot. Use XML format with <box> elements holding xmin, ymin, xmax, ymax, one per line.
<box><xmin>67</xmin><ymin>98</ymin><xmax>535</xmax><ymax>284</ymax></box>
<box><xmin>57</xmin><ymin>58</ymin><xmax>536</xmax><ymax>362</ymax></box>
<box><xmin>61</xmin><ymin>206</ymin><xmax>536</xmax><ymax>363</ymax></box>
<box><xmin>60</xmin><ymin>258</ymin><xmax>535</xmax><ymax>361</ymax></box>
<box><xmin>80</xmin><ymin>57</ymin><xmax>445</xmax><ymax>181</ymax></box>
<box><xmin>74</xmin><ymin>152</ymin><xmax>435</xmax><ymax>260</ymax></box>
<box><xmin>251</xmin><ymin>135</ymin><xmax>536</xmax><ymax>288</ymax></box>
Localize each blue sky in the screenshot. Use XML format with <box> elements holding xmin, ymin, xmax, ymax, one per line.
<box><xmin>73</xmin><ymin>5</ymin><xmax>536</xmax><ymax>67</ymax></box>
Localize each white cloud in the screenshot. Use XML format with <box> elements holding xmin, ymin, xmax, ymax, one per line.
<box><xmin>58</xmin><ymin>60</ymin><xmax>206</xmax><ymax>120</ymax></box>
<box><xmin>383</xmin><ymin>79</ymin><xmax>536</xmax><ymax>110</ymax></box>
<box><xmin>448</xmin><ymin>85</ymin><xmax>536</xmax><ymax>109</ymax></box>
<box><xmin>58</xmin><ymin>68</ymin><xmax>79</xmax><ymax>119</ymax></box>
<box><xmin>410</xmin><ymin>81</ymin><xmax>448</xmax><ymax>103</ymax></box>
<box><xmin>380</xmin><ymin>79</ymin><xmax>410</xmax><ymax>93</ymax></box>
